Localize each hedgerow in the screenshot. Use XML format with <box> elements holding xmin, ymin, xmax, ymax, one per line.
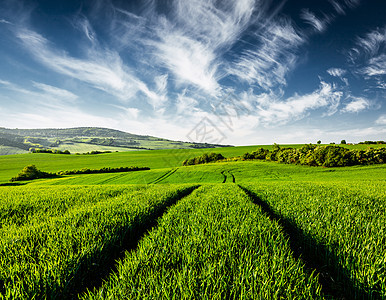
<box><xmin>240</xmin><ymin>144</ymin><xmax>386</xmax><ymax>167</ymax></box>
<box><xmin>56</xmin><ymin>166</ymin><xmax>150</xmax><ymax>175</ymax></box>
<box><xmin>182</xmin><ymin>152</ymin><xmax>225</xmax><ymax>166</ymax></box>
<box><xmin>10</xmin><ymin>166</ymin><xmax>150</xmax><ymax>182</ymax></box>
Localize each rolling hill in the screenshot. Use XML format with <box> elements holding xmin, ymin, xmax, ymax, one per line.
<box><xmin>0</xmin><ymin>127</ymin><xmax>232</xmax><ymax>155</ymax></box>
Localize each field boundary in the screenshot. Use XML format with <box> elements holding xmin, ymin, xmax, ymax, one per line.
<box><xmin>238</xmin><ymin>185</ymin><xmax>373</xmax><ymax>300</ymax></box>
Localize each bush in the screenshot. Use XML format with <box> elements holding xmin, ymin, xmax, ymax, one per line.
<box><xmin>10</xmin><ymin>165</ymin><xmax>56</xmax><ymax>182</ymax></box>
<box><xmin>251</xmin><ymin>148</ymin><xmax>269</xmax><ymax>159</ymax></box>
<box><xmin>32</xmin><ymin>149</ymin><xmax>71</xmax><ymax>154</ymax></box>
<box><xmin>182</xmin><ymin>153</ymin><xmax>225</xmax><ymax>166</ymax></box>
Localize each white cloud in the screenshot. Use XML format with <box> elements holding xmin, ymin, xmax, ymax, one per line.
<box><xmin>16</xmin><ymin>28</ymin><xmax>159</xmax><ymax>104</ymax></box>
<box><xmin>344</xmin><ymin>0</ymin><xmax>361</xmax><ymax>9</ymax></box>
<box><xmin>375</xmin><ymin>115</ymin><xmax>386</xmax><ymax>125</ymax></box>
<box><xmin>341</xmin><ymin>97</ymin><xmax>371</xmax><ymax>113</ymax></box>
<box><xmin>0</xmin><ymin>79</ymin><xmax>11</xmax><ymax>86</ymax></box>
<box><xmin>327</xmin><ymin>68</ymin><xmax>347</xmax><ymax>77</ymax></box>
<box><xmin>348</xmin><ymin>26</ymin><xmax>386</xmax><ymax>88</ymax></box>
<box><xmin>152</xmin><ymin>27</ymin><xmax>220</xmax><ymax>95</ymax></box>
<box><xmin>0</xmin><ymin>19</ymin><xmax>12</xmax><ymax>24</ymax></box>
<box><xmin>300</xmin><ymin>9</ymin><xmax>328</xmax><ymax>32</ymax></box>
<box><xmin>72</xmin><ymin>17</ymin><xmax>97</xmax><ymax>45</ymax></box>
<box><xmin>32</xmin><ymin>82</ymin><xmax>78</xmax><ymax>102</ymax></box>
<box><xmin>0</xmin><ymin>80</ymin><xmax>80</xmax><ymax>112</ymax></box>
<box><xmin>351</xmin><ymin>26</ymin><xmax>386</xmax><ymax>58</ymax></box>
<box><xmin>362</xmin><ymin>54</ymin><xmax>386</xmax><ymax>76</ymax></box>
<box><xmin>175</xmin><ymin>92</ymin><xmax>200</xmax><ymax>115</ymax></box>
<box><xmin>239</xmin><ymin>81</ymin><xmax>342</xmax><ymax>126</ymax></box>
<box><xmin>329</xmin><ymin>0</ymin><xmax>346</xmax><ymax>14</ymax></box>
<box><xmin>228</xmin><ymin>19</ymin><xmax>304</xmax><ymax>90</ymax></box>
<box><xmin>144</xmin><ymin>0</ymin><xmax>259</xmax><ymax>95</ymax></box>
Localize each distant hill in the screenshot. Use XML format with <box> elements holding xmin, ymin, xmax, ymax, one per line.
<box><xmin>0</xmin><ymin>127</ymin><xmax>232</xmax><ymax>155</ymax></box>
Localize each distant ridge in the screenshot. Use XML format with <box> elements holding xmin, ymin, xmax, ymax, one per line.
<box><xmin>0</xmin><ymin>127</ymin><xmax>232</xmax><ymax>155</ymax></box>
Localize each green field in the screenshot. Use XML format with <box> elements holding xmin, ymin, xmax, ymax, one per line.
<box><xmin>0</xmin><ymin>145</ymin><xmax>385</xmax><ymax>299</ymax></box>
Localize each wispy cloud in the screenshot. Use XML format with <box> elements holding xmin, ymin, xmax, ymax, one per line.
<box><xmin>72</xmin><ymin>16</ymin><xmax>97</xmax><ymax>45</ymax></box>
<box><xmin>145</xmin><ymin>0</ymin><xmax>258</xmax><ymax>95</ymax></box>
<box><xmin>327</xmin><ymin>68</ymin><xmax>347</xmax><ymax>77</ymax></box>
<box><xmin>341</xmin><ymin>97</ymin><xmax>371</xmax><ymax>113</ymax></box>
<box><xmin>32</xmin><ymin>82</ymin><xmax>78</xmax><ymax>103</ymax></box>
<box><xmin>328</xmin><ymin>0</ymin><xmax>361</xmax><ymax>15</ymax></box>
<box><xmin>0</xmin><ymin>80</ymin><xmax>78</xmax><ymax>108</ymax></box>
<box><xmin>344</xmin><ymin>0</ymin><xmax>361</xmax><ymax>9</ymax></box>
<box><xmin>327</xmin><ymin>67</ymin><xmax>349</xmax><ymax>85</ymax></box>
<box><xmin>362</xmin><ymin>54</ymin><xmax>386</xmax><ymax>76</ymax></box>
<box><xmin>228</xmin><ymin>18</ymin><xmax>304</xmax><ymax>90</ymax></box>
<box><xmin>151</xmin><ymin>27</ymin><xmax>220</xmax><ymax>95</ymax></box>
<box><xmin>348</xmin><ymin>26</ymin><xmax>386</xmax><ymax>89</ymax></box>
<box><xmin>329</xmin><ymin>0</ymin><xmax>346</xmax><ymax>14</ymax></box>
<box><xmin>0</xmin><ymin>19</ymin><xmax>12</xmax><ymax>24</ymax></box>
<box><xmin>300</xmin><ymin>9</ymin><xmax>329</xmax><ymax>33</ymax></box>
<box><xmin>0</xmin><ymin>79</ymin><xmax>12</xmax><ymax>86</ymax></box>
<box><xmin>355</xmin><ymin>26</ymin><xmax>386</xmax><ymax>57</ymax></box>
<box><xmin>375</xmin><ymin>115</ymin><xmax>386</xmax><ymax>125</ymax></box>
<box><xmin>15</xmin><ymin>27</ymin><xmax>165</xmax><ymax>108</ymax></box>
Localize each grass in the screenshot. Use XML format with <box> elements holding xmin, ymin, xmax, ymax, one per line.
<box><xmin>241</xmin><ymin>181</ymin><xmax>386</xmax><ymax>298</ymax></box>
<box><xmin>0</xmin><ymin>146</ymin><xmax>252</xmax><ymax>184</ymax></box>
<box><xmin>0</xmin><ymin>145</ymin><xmax>384</xmax><ymax>299</ymax></box>
<box><xmin>0</xmin><ymin>184</ymin><xmax>196</xmax><ymax>299</ymax></box>
<box><xmin>29</xmin><ymin>160</ymin><xmax>386</xmax><ymax>186</ymax></box>
<box><xmin>54</xmin><ymin>142</ymin><xmax>140</xmax><ymax>153</ymax></box>
<box><xmin>0</xmin><ymin>146</ymin><xmax>28</xmax><ymax>156</ymax></box>
<box><xmin>1</xmin><ymin>143</ymin><xmax>382</xmax><ymax>184</ymax></box>
<box><xmin>82</xmin><ymin>185</ymin><xmax>323</xmax><ymax>299</ymax></box>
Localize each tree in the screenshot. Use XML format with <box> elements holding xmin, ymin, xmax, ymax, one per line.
<box><xmin>341</xmin><ymin>140</ymin><xmax>346</xmax><ymax>144</ymax></box>
<box><xmin>317</xmin><ymin>140</ymin><xmax>321</xmax><ymax>144</ymax></box>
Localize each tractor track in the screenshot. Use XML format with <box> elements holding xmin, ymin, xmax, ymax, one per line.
<box><xmin>148</xmin><ymin>168</ymin><xmax>179</xmax><ymax>184</ymax></box>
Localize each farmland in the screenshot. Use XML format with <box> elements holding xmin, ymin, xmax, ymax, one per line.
<box><xmin>0</xmin><ymin>145</ymin><xmax>385</xmax><ymax>299</ymax></box>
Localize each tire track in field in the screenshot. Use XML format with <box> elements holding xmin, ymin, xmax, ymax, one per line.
<box><xmin>221</xmin><ymin>170</ymin><xmax>236</xmax><ymax>183</ymax></box>
<box><xmin>238</xmin><ymin>185</ymin><xmax>372</xmax><ymax>300</ymax></box>
<box><xmin>148</xmin><ymin>168</ymin><xmax>179</xmax><ymax>184</ymax></box>
<box><xmin>68</xmin><ymin>185</ymin><xmax>199</xmax><ymax>299</ymax></box>
<box><xmin>96</xmin><ymin>172</ymin><xmax>130</xmax><ymax>184</ymax></box>
<box><xmin>221</xmin><ymin>171</ymin><xmax>227</xmax><ymax>183</ymax></box>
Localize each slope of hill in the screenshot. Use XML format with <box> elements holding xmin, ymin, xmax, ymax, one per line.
<box><xmin>0</xmin><ymin>127</ymin><xmax>232</xmax><ymax>155</ymax></box>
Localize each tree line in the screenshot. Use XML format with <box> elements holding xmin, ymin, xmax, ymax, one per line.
<box><xmin>182</xmin><ymin>144</ymin><xmax>386</xmax><ymax>167</ymax></box>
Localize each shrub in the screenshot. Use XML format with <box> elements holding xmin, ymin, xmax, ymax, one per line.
<box><xmin>10</xmin><ymin>165</ymin><xmax>56</xmax><ymax>182</ymax></box>
<box><xmin>182</xmin><ymin>153</ymin><xmax>225</xmax><ymax>166</ymax></box>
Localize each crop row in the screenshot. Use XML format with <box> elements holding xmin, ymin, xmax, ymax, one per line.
<box><xmin>82</xmin><ymin>184</ymin><xmax>323</xmax><ymax>299</ymax></box>
<box><xmin>0</xmin><ymin>184</ymin><xmax>196</xmax><ymax>299</ymax></box>
<box><xmin>0</xmin><ymin>185</ymin><xmax>145</xmax><ymax>228</ymax></box>
<box><xmin>242</xmin><ymin>181</ymin><xmax>385</xmax><ymax>299</ymax></box>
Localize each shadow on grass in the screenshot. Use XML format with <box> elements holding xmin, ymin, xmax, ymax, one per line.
<box><xmin>239</xmin><ymin>185</ymin><xmax>379</xmax><ymax>300</ymax></box>
<box><xmin>0</xmin><ymin>182</ymin><xmax>28</xmax><ymax>186</ymax></box>
<box><xmin>55</xmin><ymin>185</ymin><xmax>200</xmax><ymax>299</ymax></box>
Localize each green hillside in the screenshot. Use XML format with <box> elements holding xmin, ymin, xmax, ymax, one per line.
<box><xmin>0</xmin><ymin>127</ymin><xmax>232</xmax><ymax>155</ymax></box>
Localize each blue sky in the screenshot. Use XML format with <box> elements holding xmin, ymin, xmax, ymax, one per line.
<box><xmin>0</xmin><ymin>0</ymin><xmax>385</xmax><ymax>145</ymax></box>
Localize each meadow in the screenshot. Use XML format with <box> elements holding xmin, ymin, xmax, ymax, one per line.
<box><xmin>0</xmin><ymin>144</ymin><xmax>385</xmax><ymax>299</ymax></box>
